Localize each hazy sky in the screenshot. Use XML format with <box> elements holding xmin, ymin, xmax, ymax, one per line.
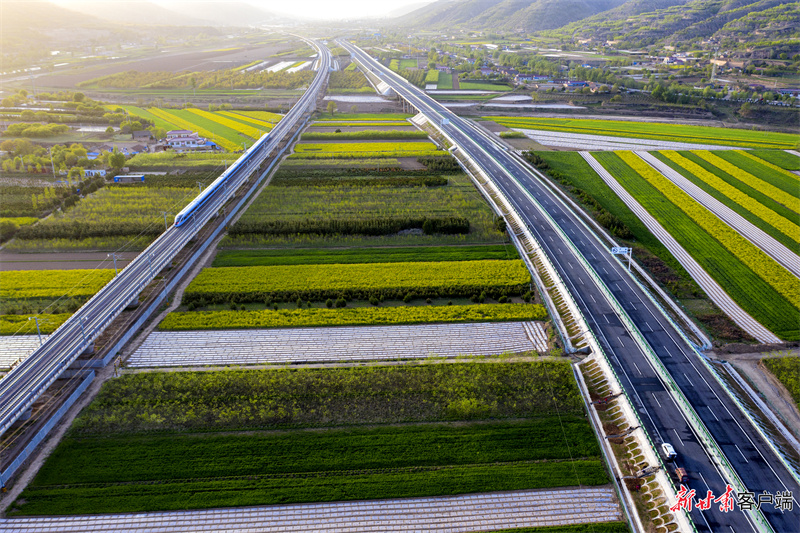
<box><xmin>49</xmin><ymin>0</ymin><xmax>434</xmax><ymax>20</ymax></box>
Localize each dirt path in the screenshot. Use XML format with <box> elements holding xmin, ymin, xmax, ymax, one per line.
<box><xmin>452</xmin><ymin>73</ymin><xmax>460</xmax><ymax>90</ymax></box>
<box><xmin>709</xmin><ymin>349</ymin><xmax>800</xmax><ymax>439</ymax></box>
<box><xmin>0</xmin><ymin>251</ymin><xmax>137</xmax><ymax>271</ymax></box>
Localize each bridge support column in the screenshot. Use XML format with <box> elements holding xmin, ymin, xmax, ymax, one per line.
<box><xmin>18</xmin><ymin>407</ymin><xmax>32</xmax><ymax>422</ymax></box>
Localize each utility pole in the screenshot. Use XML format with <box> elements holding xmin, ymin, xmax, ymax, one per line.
<box><xmin>48</xmin><ymin>147</ymin><xmax>56</xmax><ymax>180</ymax></box>
<box><xmin>28</xmin><ymin>317</ymin><xmax>42</xmax><ymax>345</ymax></box>
<box><xmin>197</xmin><ymin>182</ymin><xmax>204</xmax><ymax>192</ymax></box>
<box><xmin>162</xmin><ymin>211</ymin><xmax>169</xmax><ymax>230</ymax></box>
<box><xmin>107</xmin><ymin>253</ymin><xmax>119</xmax><ymax>275</ymax></box>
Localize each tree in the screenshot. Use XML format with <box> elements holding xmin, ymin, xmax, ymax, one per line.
<box><xmin>73</xmin><ymin>92</ymin><xmax>85</xmax><ymax>102</ymax></box>
<box><xmin>105</xmin><ymin>126</ymin><xmax>115</xmax><ymax>135</ymax></box>
<box><xmin>350</xmin><ymin>104</ymin><xmax>358</xmax><ymax>114</ymax></box>
<box><xmin>326</xmin><ymin>101</ymin><xmax>337</xmax><ymax>115</ymax></box>
<box><xmin>109</xmin><ymin>151</ymin><xmax>126</xmax><ymax>169</ymax></box>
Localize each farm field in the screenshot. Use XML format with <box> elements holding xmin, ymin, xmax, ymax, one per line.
<box><xmin>762</xmin><ymin>356</ymin><xmax>800</xmax><ymax>409</ymax></box>
<box><xmin>668</xmin><ymin>152</ymin><xmax>798</xmax><ymax>229</ymax></box>
<box><xmin>0</xmin><ymin>313</ymin><xmax>70</xmax><ymax>335</ymax></box>
<box><xmin>459</xmin><ymin>81</ymin><xmax>512</xmax><ymax>91</ymax></box>
<box><xmin>160</xmin><ymin>303</ymin><xmax>546</xmax><ymax>331</ymax></box>
<box><xmin>748</xmin><ymin>150</ymin><xmax>800</xmax><ymax>170</ymax></box>
<box><xmin>6</xmin><ymin>186</ymin><xmax>196</xmax><ymax>252</ymax></box>
<box><xmin>594</xmin><ymin>151</ymin><xmax>799</xmax><ymax>340</ymax></box>
<box><xmin>489</xmin><ymin>117</ymin><xmax>799</xmax><ymax>149</ymax></box>
<box><xmin>9</xmin><ymin>363</ymin><xmax>606</xmax><ymax>516</ymax></box>
<box><xmin>163</xmin><ymin>110</ymin><xmax>547</xmax><ymax>348</ymax></box>
<box><xmin>213</xmin><ymin>244</ymin><xmax>519</xmax><ymax>267</ymax></box>
<box><xmin>652</xmin><ymin>151</ymin><xmax>800</xmax><ymax>251</ymax></box>
<box><xmin>0</xmin><ymin>268</ymin><xmax>114</xmax><ymax>317</ymax></box>
<box><xmin>183</xmin><ymin>260</ymin><xmax>531</xmax><ymax>305</ymax></box>
<box><xmin>220</xmin><ymin>172</ymin><xmax>507</xmax><ymax>249</ymax></box>
<box><xmin>290</xmin><ymin>141</ymin><xmax>442</xmax><ymax>159</ymax></box>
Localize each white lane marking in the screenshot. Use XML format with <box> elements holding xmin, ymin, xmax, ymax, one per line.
<box><xmin>652</xmin><ymin>392</ymin><xmax>662</xmax><ymax>408</ymax></box>
<box><xmin>633</xmin><ymin>361</ymin><xmax>642</xmax><ymax>375</ymax></box>
<box><xmin>683</xmin><ymin>373</ymin><xmax>694</xmax><ymax>387</ymax></box>
<box><xmin>630</xmin><ymin>303</ymin><xmax>636</xmax><ymax>310</ymax></box>
<box><xmin>707</xmin><ymin>406</ymin><xmax>719</xmax><ymax>422</ymax></box>
<box><xmin>673</xmin><ymin>428</ymin><xmax>684</xmax><ymax>446</ymax></box>
<box><xmin>579</xmin><ymin>277</ymin><xmax>584</xmax><ymax>285</ymax></box>
<box><xmin>735</xmin><ymin>444</ymin><xmax>749</xmax><ymax>463</ymax></box>
<box><xmin>589</xmin><ymin>294</ymin><xmax>596</xmax><ymax>303</ymax></box>
<box><xmin>604</xmin><ymin>315</ymin><xmax>610</xmax><ymax>324</ymax></box>
<box><xmin>698</xmin><ymin>471</ymin><xmax>711</xmax><ymax>491</ymax></box>
<box><xmin>548</xmin><ymin>235</ymin><xmax>553</xmax><ymax>242</ymax></box>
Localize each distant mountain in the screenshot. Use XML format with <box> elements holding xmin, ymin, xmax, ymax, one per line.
<box><xmin>385</xmin><ymin>1</ymin><xmax>438</xmax><ymax>18</ymax></box>
<box><xmin>1</xmin><ymin>1</ymin><xmax>117</xmax><ymax>68</ymax></box>
<box><xmin>394</xmin><ymin>0</ymin><xmax>628</xmax><ymax>32</ymax></box>
<box><xmin>167</xmin><ymin>1</ymin><xmax>281</xmax><ymax>27</ymax></box>
<box><xmin>547</xmin><ymin>0</ymin><xmax>797</xmax><ymax>47</ymax></box>
<box><xmin>64</xmin><ymin>1</ymin><xmax>211</xmax><ymax>27</ymax></box>
<box><xmin>62</xmin><ymin>1</ymin><xmax>280</xmax><ymax>28</ymax></box>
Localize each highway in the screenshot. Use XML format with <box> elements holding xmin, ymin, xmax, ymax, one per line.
<box><xmin>340</xmin><ymin>40</ymin><xmax>799</xmax><ymax>532</ymax></box>
<box><xmin>0</xmin><ymin>40</ymin><xmax>331</xmax><ymax>448</ymax></box>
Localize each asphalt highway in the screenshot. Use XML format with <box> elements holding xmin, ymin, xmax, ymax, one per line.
<box><xmin>0</xmin><ymin>40</ymin><xmax>331</xmax><ymax>451</ymax></box>
<box><xmin>340</xmin><ymin>40</ymin><xmax>799</xmax><ymax>532</ymax></box>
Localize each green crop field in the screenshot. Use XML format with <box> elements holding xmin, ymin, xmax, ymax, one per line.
<box><xmin>301</xmin><ymin>130</ymin><xmax>428</xmax><ymax>141</ymax></box>
<box><xmin>1</xmin><ymin>269</ymin><xmax>114</xmax><ymax>304</ymax></box>
<box><xmin>437</xmin><ymin>71</ymin><xmax>453</xmax><ymax>89</ymax></box>
<box><xmin>187</xmin><ymin>109</ymin><xmax>266</xmax><ymax>141</ymax></box>
<box><xmin>595</xmin><ymin>151</ymin><xmax>799</xmax><ymax>340</ymax></box>
<box><xmin>459</xmin><ymin>81</ymin><xmax>512</xmax><ymax>91</ymax></box>
<box><xmin>489</xmin><ymin>117</ymin><xmax>799</xmax><ymax>149</ymax></box>
<box><xmin>148</xmin><ymin>109</ymin><xmax>247</xmax><ymax>151</ymax></box>
<box><xmin>291</xmin><ymin>141</ymin><xmax>440</xmax><ymax>159</ymax></box>
<box><xmin>183</xmin><ymin>260</ymin><xmax>531</xmax><ymax>304</ymax></box>
<box><xmin>748</xmin><ymin>150</ymin><xmax>800</xmax><ymax>171</ymax></box>
<box><xmin>0</xmin><ymin>313</ymin><xmax>70</xmax><ymax>335</ymax></box>
<box><xmin>315</xmin><ymin>113</ymin><xmax>412</xmax><ymax>121</ymax></box>
<box><xmin>654</xmin><ymin>151</ymin><xmax>800</xmax><ymax>251</ymax></box>
<box><xmin>762</xmin><ymin>357</ymin><xmax>800</xmax><ymax>408</ymax></box>
<box><xmin>127</xmin><ymin>151</ymin><xmax>237</xmax><ymax>170</ymax></box>
<box><xmin>160</xmin><ymin>303</ymin><xmax>545</xmax><ymax>331</ymax></box>
<box><xmin>213</xmin><ymin>245</ymin><xmax>519</xmax><ymax>267</ymax></box>
<box><xmin>13</xmin><ymin>187</ymin><xmax>195</xmax><ymax>243</ymax></box>
<box><xmin>672</xmin><ymin>152</ymin><xmax>798</xmax><ymax>228</ymax></box>
<box><xmin>221</xmin><ymin>173</ymin><xmax>507</xmax><ymax>249</ymax></box>
<box><xmin>106</xmin><ymin>105</ymin><xmax>180</xmax><ymax>131</ymax></box>
<box><xmin>217</xmin><ymin>111</ymin><xmax>274</xmax><ymax>130</ymax></box>
<box><xmin>309</xmin><ymin>121</ymin><xmax>412</xmax><ymax>128</ymax></box>
<box><xmin>708</xmin><ymin>151</ymin><xmax>800</xmax><ymax>205</ymax></box>
<box><xmin>9</xmin><ymin>363</ymin><xmax>605</xmax><ymax>516</ymax></box>
<box><xmin>232</xmin><ymin>110</ymin><xmax>284</xmax><ymax>123</ymax></box>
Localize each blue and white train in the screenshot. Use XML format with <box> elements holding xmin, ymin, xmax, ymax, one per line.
<box><xmin>174</xmin><ymin>132</ymin><xmax>271</xmax><ymax>226</ymax></box>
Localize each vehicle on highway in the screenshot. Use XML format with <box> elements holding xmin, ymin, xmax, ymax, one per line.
<box><xmin>661</xmin><ymin>442</ymin><xmax>677</xmax><ymax>461</ymax></box>
<box><xmin>675</xmin><ymin>466</ymin><xmax>689</xmax><ymax>483</ymax></box>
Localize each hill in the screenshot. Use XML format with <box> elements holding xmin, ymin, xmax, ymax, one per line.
<box><xmin>545</xmin><ymin>0</ymin><xmax>798</xmax><ymax>49</ymax></box>
<box><xmin>394</xmin><ymin>0</ymin><xmax>628</xmax><ymax>32</ymax></box>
